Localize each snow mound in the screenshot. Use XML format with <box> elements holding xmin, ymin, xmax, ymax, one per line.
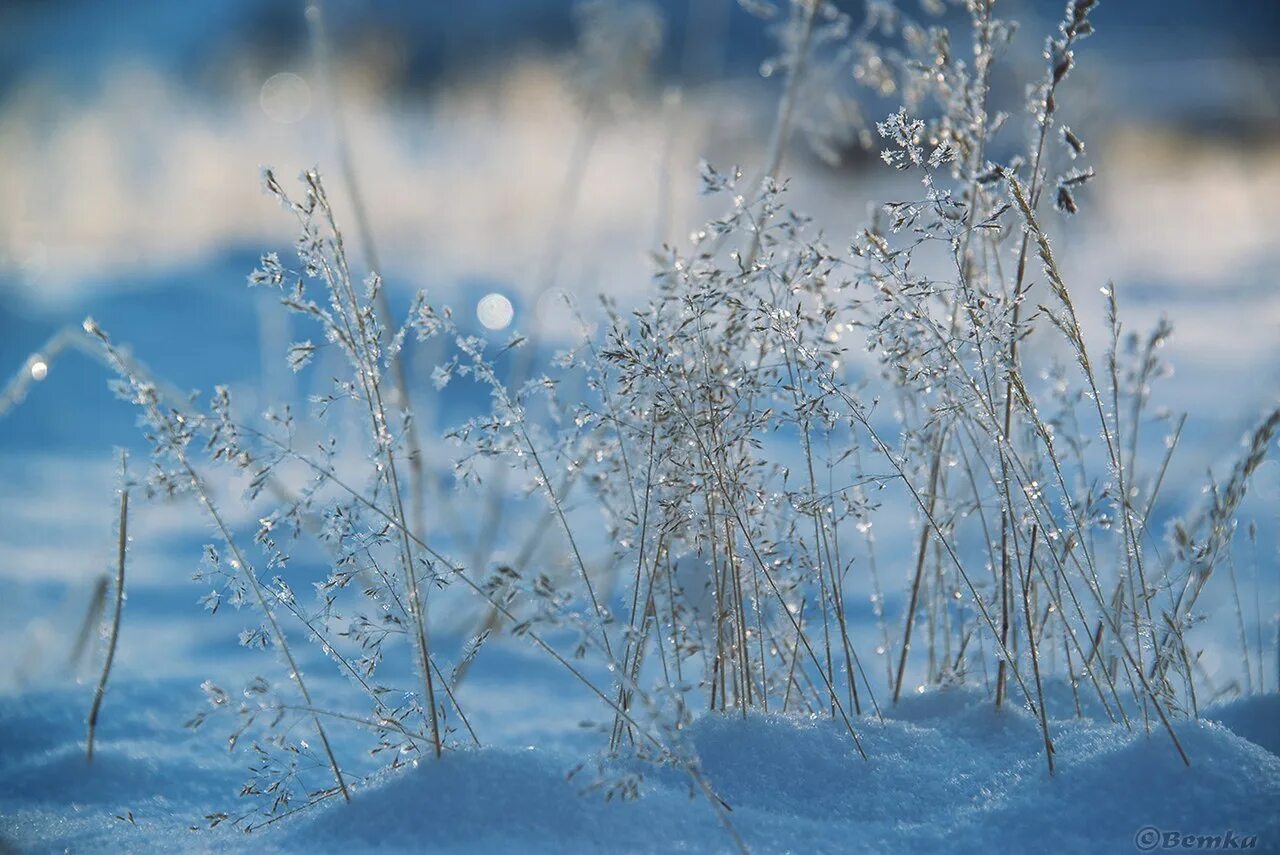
<box><xmin>286</xmin><ymin>688</ymin><xmax>1280</xmax><ymax>854</ymax></box>
<box><xmin>3</xmin><ymin>683</ymin><xmax>1277</xmax><ymax>853</ymax></box>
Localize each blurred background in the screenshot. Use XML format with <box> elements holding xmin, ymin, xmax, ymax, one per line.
<box><xmin>1</xmin><ymin>0</ymin><xmax>1278</xmax><ymax>699</ymax></box>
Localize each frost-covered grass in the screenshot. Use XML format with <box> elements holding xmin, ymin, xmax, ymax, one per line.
<box><xmin>2</xmin><ymin>0</ymin><xmax>1279</xmax><ymax>852</ymax></box>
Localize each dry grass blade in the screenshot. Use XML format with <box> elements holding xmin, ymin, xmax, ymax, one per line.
<box><xmin>87</xmin><ymin>451</ymin><xmax>129</xmax><ymax>763</ymax></box>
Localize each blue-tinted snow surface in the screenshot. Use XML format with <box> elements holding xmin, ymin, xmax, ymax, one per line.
<box><xmin>2</xmin><ymin>682</ymin><xmax>1277</xmax><ymax>853</ymax></box>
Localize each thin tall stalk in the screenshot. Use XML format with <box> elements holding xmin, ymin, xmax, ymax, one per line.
<box><xmin>1019</xmin><ymin>526</ymin><xmax>1054</xmax><ymax>775</ymax></box>
<box><xmin>305</xmin><ymin>0</ymin><xmax>431</xmax><ymax>542</ymax></box>
<box><xmin>87</xmin><ymin>451</ymin><xmax>129</xmax><ymax>763</ymax></box>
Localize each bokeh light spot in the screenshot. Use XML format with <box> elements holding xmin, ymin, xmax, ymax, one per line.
<box><xmin>477</xmin><ymin>293</ymin><xmax>514</xmax><ymax>330</ymax></box>
<box><xmin>260</xmin><ymin>72</ymin><xmax>311</xmax><ymax>124</ymax></box>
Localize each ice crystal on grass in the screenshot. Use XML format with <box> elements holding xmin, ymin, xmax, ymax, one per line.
<box><xmin>61</xmin><ymin>0</ymin><xmax>1278</xmax><ymax>847</ymax></box>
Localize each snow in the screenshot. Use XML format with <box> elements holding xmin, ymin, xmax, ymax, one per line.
<box><xmin>4</xmin><ymin>680</ymin><xmax>1277</xmax><ymax>853</ymax></box>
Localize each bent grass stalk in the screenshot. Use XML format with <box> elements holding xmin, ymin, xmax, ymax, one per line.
<box><xmin>70</xmin><ymin>574</ymin><xmax>109</xmax><ymax>672</ymax></box>
<box><xmin>87</xmin><ymin>451</ymin><xmax>129</xmax><ymax>763</ymax></box>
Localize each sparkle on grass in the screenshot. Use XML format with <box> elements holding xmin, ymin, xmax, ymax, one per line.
<box><xmin>30</xmin><ymin>359</ymin><xmax>48</xmax><ymax>381</ymax></box>
<box><xmin>477</xmin><ymin>293</ymin><xmax>514</xmax><ymax>330</ymax></box>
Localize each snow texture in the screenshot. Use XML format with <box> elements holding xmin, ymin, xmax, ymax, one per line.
<box><xmin>3</xmin><ymin>680</ymin><xmax>1277</xmax><ymax>853</ymax></box>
